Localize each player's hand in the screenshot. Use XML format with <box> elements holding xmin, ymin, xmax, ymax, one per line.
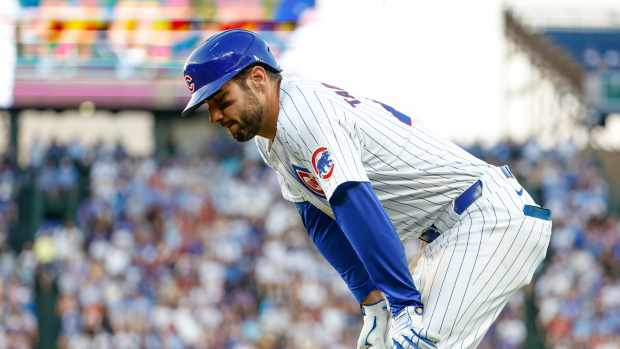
<box><xmin>389</xmin><ymin>306</ymin><xmax>440</xmax><ymax>349</ymax></box>
<box><xmin>356</xmin><ymin>299</ymin><xmax>392</xmax><ymax>349</ymax></box>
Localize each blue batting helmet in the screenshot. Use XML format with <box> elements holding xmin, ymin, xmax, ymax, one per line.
<box><xmin>182</xmin><ymin>29</ymin><xmax>282</xmax><ymax>116</ymax></box>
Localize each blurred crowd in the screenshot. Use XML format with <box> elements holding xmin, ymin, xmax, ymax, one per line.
<box><xmin>0</xmin><ymin>134</ymin><xmax>618</xmax><ymax>349</ymax></box>
<box><xmin>0</xmin><ymin>137</ymin><xmax>362</xmax><ymax>349</ymax></box>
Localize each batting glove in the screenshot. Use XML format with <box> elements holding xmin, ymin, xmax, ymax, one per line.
<box><xmin>389</xmin><ymin>306</ymin><xmax>440</xmax><ymax>349</ymax></box>
<box><xmin>356</xmin><ymin>300</ymin><xmax>392</xmax><ymax>349</ymax></box>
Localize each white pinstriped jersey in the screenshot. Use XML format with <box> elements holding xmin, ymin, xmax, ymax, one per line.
<box><xmin>255</xmin><ymin>77</ymin><xmax>493</xmax><ymax>240</ymax></box>
<box><xmin>255</xmin><ymin>77</ymin><xmax>552</xmax><ymax>349</ymax></box>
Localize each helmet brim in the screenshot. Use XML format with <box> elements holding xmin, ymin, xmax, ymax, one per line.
<box><xmin>181</xmin><ymin>70</ymin><xmax>239</xmax><ymax>117</ymax></box>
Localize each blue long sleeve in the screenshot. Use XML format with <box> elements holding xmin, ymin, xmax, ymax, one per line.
<box><xmin>296</xmin><ymin>202</ymin><xmax>377</xmax><ymax>304</ymax></box>
<box><xmin>329</xmin><ymin>181</ymin><xmax>423</xmax><ymax>316</ymax></box>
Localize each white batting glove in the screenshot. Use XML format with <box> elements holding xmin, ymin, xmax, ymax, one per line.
<box><xmin>389</xmin><ymin>306</ymin><xmax>440</xmax><ymax>349</ymax></box>
<box><xmin>356</xmin><ymin>300</ymin><xmax>392</xmax><ymax>349</ymax></box>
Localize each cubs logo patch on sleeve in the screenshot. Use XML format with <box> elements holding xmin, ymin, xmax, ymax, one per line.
<box><xmin>311</xmin><ymin>146</ymin><xmax>335</xmax><ymax>180</ymax></box>
<box><xmin>292</xmin><ymin>165</ymin><xmax>326</xmax><ymax>198</ymax></box>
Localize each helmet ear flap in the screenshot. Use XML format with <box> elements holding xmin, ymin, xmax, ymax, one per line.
<box><xmin>181</xmin><ymin>30</ymin><xmax>281</xmax><ymax>116</ymax></box>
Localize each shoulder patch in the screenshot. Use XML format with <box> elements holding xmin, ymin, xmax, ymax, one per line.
<box><xmin>292</xmin><ymin>165</ymin><xmax>326</xmax><ymax>198</ymax></box>
<box><xmin>311</xmin><ymin>146</ymin><xmax>335</xmax><ymax>180</ymax></box>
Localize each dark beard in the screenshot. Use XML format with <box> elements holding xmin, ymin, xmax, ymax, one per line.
<box><xmin>232</xmin><ymin>90</ymin><xmax>263</xmax><ymax>142</ymax></box>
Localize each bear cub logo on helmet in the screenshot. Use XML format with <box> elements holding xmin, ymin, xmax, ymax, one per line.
<box><xmin>184</xmin><ymin>75</ymin><xmax>195</xmax><ymax>93</ymax></box>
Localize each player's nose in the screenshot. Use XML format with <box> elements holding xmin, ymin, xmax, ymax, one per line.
<box><xmin>209</xmin><ymin>109</ymin><xmax>223</xmax><ymax>124</ymax></box>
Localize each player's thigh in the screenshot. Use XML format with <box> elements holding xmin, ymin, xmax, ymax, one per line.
<box><xmin>412</xmin><ymin>205</ymin><xmax>550</xmax><ymax>346</ymax></box>
<box><xmin>443</xmin><ymin>215</ymin><xmax>551</xmax><ymax>348</ymax></box>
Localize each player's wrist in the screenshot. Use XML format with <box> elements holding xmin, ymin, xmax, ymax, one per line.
<box><xmin>361</xmin><ymin>290</ymin><xmax>384</xmax><ymax>306</ymax></box>
<box><xmin>361</xmin><ymin>298</ymin><xmax>389</xmax><ymax>316</ymax></box>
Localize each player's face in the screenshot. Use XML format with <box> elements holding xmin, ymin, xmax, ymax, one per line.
<box><xmin>203</xmin><ymin>79</ymin><xmax>263</xmax><ymax>142</ymax></box>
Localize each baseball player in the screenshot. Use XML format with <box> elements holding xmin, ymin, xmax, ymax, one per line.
<box><xmin>182</xmin><ymin>30</ymin><xmax>552</xmax><ymax>349</ymax></box>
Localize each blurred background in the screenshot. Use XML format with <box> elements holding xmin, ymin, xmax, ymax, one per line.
<box><xmin>0</xmin><ymin>0</ymin><xmax>619</xmax><ymax>348</ymax></box>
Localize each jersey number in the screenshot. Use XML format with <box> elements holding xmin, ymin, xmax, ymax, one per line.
<box><xmin>322</xmin><ymin>83</ymin><xmax>412</xmax><ymax>126</ymax></box>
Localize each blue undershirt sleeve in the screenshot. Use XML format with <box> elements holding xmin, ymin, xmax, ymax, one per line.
<box><xmin>296</xmin><ymin>201</ymin><xmax>377</xmax><ymax>304</ymax></box>
<box><xmin>329</xmin><ymin>181</ymin><xmax>423</xmax><ymax>316</ymax></box>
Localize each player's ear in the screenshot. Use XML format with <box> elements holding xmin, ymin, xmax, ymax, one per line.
<box><xmin>248</xmin><ymin>65</ymin><xmax>268</xmax><ymax>89</ymax></box>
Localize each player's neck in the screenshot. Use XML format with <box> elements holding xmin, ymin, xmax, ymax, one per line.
<box><xmin>257</xmin><ymin>79</ymin><xmax>281</xmax><ymax>141</ymax></box>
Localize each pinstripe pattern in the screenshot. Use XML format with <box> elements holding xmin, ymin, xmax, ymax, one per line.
<box><xmin>256</xmin><ymin>78</ymin><xmax>552</xmax><ymax>348</ymax></box>
<box><xmin>409</xmin><ymin>168</ymin><xmax>551</xmax><ymax>348</ymax></box>
<box><xmin>256</xmin><ymin>78</ymin><xmax>492</xmax><ymax>227</ymax></box>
